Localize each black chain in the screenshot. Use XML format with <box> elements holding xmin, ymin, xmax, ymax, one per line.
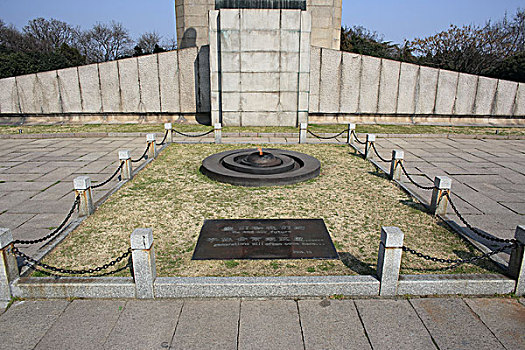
<box><xmin>307</xmin><ymin>129</ymin><xmax>348</xmax><ymax>140</ymax></box>
<box><xmin>370</xmin><ymin>143</ymin><xmax>394</xmax><ymax>162</ymax></box>
<box><xmin>13</xmin><ymin>246</ymin><xmax>132</xmax><ymax>276</ymax></box>
<box><xmin>445</xmin><ymin>192</ymin><xmax>521</xmax><ymax>245</ymax></box>
<box><xmin>131</xmin><ymin>144</ymin><xmax>150</xmax><ymax>163</ymax></box>
<box><xmin>402</xmin><ymin>243</ymin><xmax>513</xmax><ymax>271</ymax></box>
<box><xmin>351</xmin><ymin>131</ymin><xmax>367</xmax><ymax>145</ymax></box>
<box><xmin>399</xmin><ymin>162</ymin><xmax>435</xmax><ymax>190</ymax></box>
<box><xmin>156</xmin><ymin>130</ymin><xmax>168</xmax><ymax>146</ymax></box>
<box><xmin>92</xmin><ymin>161</ymin><xmax>124</xmax><ymax>189</ymax></box>
<box><xmin>24</xmin><ymin>255</ymin><xmax>132</xmax><ymax>277</ymax></box>
<box><xmin>13</xmin><ymin>196</ymin><xmax>80</xmax><ymax>245</ymax></box>
<box><xmin>173</xmin><ymin>128</ymin><xmax>214</xmax><ymax>138</ymax></box>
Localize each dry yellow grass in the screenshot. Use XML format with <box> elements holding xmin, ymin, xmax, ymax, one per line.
<box><xmin>43</xmin><ymin>143</ymin><xmax>499</xmax><ymax>276</ymax></box>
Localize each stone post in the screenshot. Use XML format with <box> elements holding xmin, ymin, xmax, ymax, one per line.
<box><xmin>389</xmin><ymin>150</ymin><xmax>404</xmax><ymax>181</ymax></box>
<box><xmin>509</xmin><ymin>225</ymin><xmax>525</xmax><ymax>296</ymax></box>
<box><xmin>347</xmin><ymin>123</ymin><xmax>356</xmax><ymax>145</ymax></box>
<box><xmin>164</xmin><ymin>123</ymin><xmax>173</xmax><ymax>144</ymax></box>
<box><xmin>146</xmin><ymin>133</ymin><xmax>156</xmax><ymax>160</ymax></box>
<box><xmin>214</xmin><ymin>123</ymin><xmax>222</xmax><ymax>144</ymax></box>
<box><xmin>0</xmin><ymin>228</ymin><xmax>19</xmax><ymax>306</ymax></box>
<box><xmin>118</xmin><ymin>150</ymin><xmax>132</xmax><ymax>180</ymax></box>
<box><xmin>299</xmin><ymin>122</ymin><xmax>307</xmax><ymax>144</ymax></box>
<box><xmin>376</xmin><ymin>226</ymin><xmax>404</xmax><ymax>296</ymax></box>
<box><xmin>430</xmin><ymin>176</ymin><xmax>451</xmax><ymax>216</ymax></box>
<box><xmin>131</xmin><ymin>228</ymin><xmax>156</xmax><ymax>299</ymax></box>
<box><xmin>74</xmin><ymin>176</ymin><xmax>94</xmax><ymax>217</ymax></box>
<box><xmin>365</xmin><ymin>134</ymin><xmax>376</xmax><ymax>159</ymax></box>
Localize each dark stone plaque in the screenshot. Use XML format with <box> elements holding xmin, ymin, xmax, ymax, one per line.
<box><xmin>192</xmin><ymin>219</ymin><xmax>338</xmax><ymax>260</ymax></box>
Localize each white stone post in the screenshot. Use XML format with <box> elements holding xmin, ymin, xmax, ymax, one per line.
<box><xmin>347</xmin><ymin>123</ymin><xmax>356</xmax><ymax>145</ymax></box>
<box><xmin>214</xmin><ymin>123</ymin><xmax>222</xmax><ymax>144</ymax></box>
<box><xmin>0</xmin><ymin>228</ymin><xmax>19</xmax><ymax>306</ymax></box>
<box><xmin>376</xmin><ymin>226</ymin><xmax>404</xmax><ymax>296</ymax></box>
<box><xmin>509</xmin><ymin>225</ymin><xmax>525</xmax><ymax>296</ymax></box>
<box><xmin>365</xmin><ymin>134</ymin><xmax>376</xmax><ymax>159</ymax></box>
<box><xmin>74</xmin><ymin>176</ymin><xmax>94</xmax><ymax>217</ymax></box>
<box><xmin>131</xmin><ymin>228</ymin><xmax>156</xmax><ymax>299</ymax></box>
<box><xmin>430</xmin><ymin>176</ymin><xmax>451</xmax><ymax>216</ymax></box>
<box><xmin>389</xmin><ymin>150</ymin><xmax>404</xmax><ymax>181</ymax></box>
<box><xmin>119</xmin><ymin>150</ymin><xmax>132</xmax><ymax>180</ymax></box>
<box><xmin>299</xmin><ymin>122</ymin><xmax>307</xmax><ymax>144</ymax></box>
<box><xmin>164</xmin><ymin>123</ymin><xmax>173</xmax><ymax>144</ymax></box>
<box><xmin>146</xmin><ymin>133</ymin><xmax>156</xmax><ymax>160</ymax></box>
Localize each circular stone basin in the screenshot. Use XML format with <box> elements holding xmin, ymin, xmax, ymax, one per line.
<box><xmin>201</xmin><ymin>148</ymin><xmax>321</xmax><ymax>186</ymax></box>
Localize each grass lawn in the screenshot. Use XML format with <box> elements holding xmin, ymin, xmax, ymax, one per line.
<box><xmin>42</xmin><ymin>143</ymin><xmax>499</xmax><ymax>277</ymax></box>
<box><xmin>1</xmin><ymin>123</ymin><xmax>524</xmax><ymax>136</ymax></box>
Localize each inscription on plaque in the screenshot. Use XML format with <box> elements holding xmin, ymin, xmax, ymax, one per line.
<box><xmin>192</xmin><ymin>219</ymin><xmax>338</xmax><ymax>260</ymax></box>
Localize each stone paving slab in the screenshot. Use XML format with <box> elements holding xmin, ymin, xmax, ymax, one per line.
<box><xmin>354</xmin><ymin>299</ymin><xmax>437</xmax><ymax>349</ymax></box>
<box><xmin>238</xmin><ymin>300</ymin><xmax>303</xmax><ymax>350</ymax></box>
<box><xmin>35</xmin><ymin>299</ymin><xmax>126</xmax><ymax>350</ymax></box>
<box><xmin>410</xmin><ymin>298</ymin><xmax>505</xmax><ymax>350</ymax></box>
<box><xmin>105</xmin><ymin>300</ymin><xmax>183</xmax><ymax>350</ymax></box>
<box><xmin>171</xmin><ymin>299</ymin><xmax>240</xmax><ymax>350</ymax></box>
<box><xmin>298</xmin><ymin>299</ymin><xmax>371</xmax><ymax>350</ymax></box>
<box><xmin>463</xmin><ymin>298</ymin><xmax>525</xmax><ymax>350</ymax></box>
<box><xmin>0</xmin><ymin>300</ymin><xmax>69</xmax><ymax>350</ymax></box>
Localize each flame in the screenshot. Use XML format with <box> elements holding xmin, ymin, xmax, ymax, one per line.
<box><xmin>258</xmin><ymin>147</ymin><xmax>263</xmax><ymax>156</ymax></box>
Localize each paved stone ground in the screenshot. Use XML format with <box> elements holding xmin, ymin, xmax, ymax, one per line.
<box><xmin>368</xmin><ymin>137</ymin><xmax>525</xmax><ymax>246</ymax></box>
<box><xmin>0</xmin><ymin>297</ymin><xmax>523</xmax><ymax>349</ymax></box>
<box><xmin>0</xmin><ymin>136</ymin><xmax>147</xmax><ymax>257</ymax></box>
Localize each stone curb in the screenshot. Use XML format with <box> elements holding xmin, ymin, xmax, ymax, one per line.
<box><xmin>10</xmin><ymin>273</ymin><xmax>515</xmax><ymax>299</ymax></box>
<box><xmin>1</xmin><ymin>132</ymin><xmax>524</xmax><ymax>140</ymax></box>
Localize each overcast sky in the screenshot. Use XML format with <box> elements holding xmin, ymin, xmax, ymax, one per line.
<box><xmin>0</xmin><ymin>0</ymin><xmax>523</xmax><ymax>45</ymax></box>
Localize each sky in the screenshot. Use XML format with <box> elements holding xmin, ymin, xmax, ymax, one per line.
<box><xmin>0</xmin><ymin>0</ymin><xmax>523</xmax><ymax>45</ymax></box>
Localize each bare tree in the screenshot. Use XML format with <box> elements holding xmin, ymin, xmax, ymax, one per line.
<box><xmin>162</xmin><ymin>36</ymin><xmax>177</xmax><ymax>51</ymax></box>
<box><xmin>136</xmin><ymin>31</ymin><xmax>162</xmax><ymax>54</ymax></box>
<box><xmin>23</xmin><ymin>18</ymin><xmax>78</xmax><ymax>52</ymax></box>
<box><xmin>81</xmin><ymin>21</ymin><xmax>133</xmax><ymax>62</ymax></box>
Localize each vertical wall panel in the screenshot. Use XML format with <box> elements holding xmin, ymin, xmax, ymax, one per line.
<box><xmin>339</xmin><ymin>52</ymin><xmax>361</xmax><ymax>114</ymax></box>
<box><xmin>138</xmin><ymin>54</ymin><xmax>161</xmax><ymax>112</ymax></box>
<box><xmin>158</xmin><ymin>51</ymin><xmax>181</xmax><ymax>113</ymax></box>
<box><xmin>415</xmin><ymin>66</ymin><xmax>438</xmax><ymax>114</ymax></box>
<box><xmin>494</xmin><ymin>80</ymin><xmax>518</xmax><ymax>116</ymax></box>
<box><xmin>308</xmin><ymin>46</ymin><xmax>321</xmax><ymax>113</ymax></box>
<box><xmin>474</xmin><ymin>76</ymin><xmax>498</xmax><ymax>115</ymax></box>
<box><xmin>454</xmin><ymin>73</ymin><xmax>477</xmax><ymax>115</ymax></box>
<box><xmin>98</xmin><ymin>61</ymin><xmax>121</xmax><ymax>112</ymax></box>
<box><xmin>57</xmin><ymin>67</ymin><xmax>82</xmax><ymax>112</ymax></box>
<box><xmin>434</xmin><ymin>70</ymin><xmax>458</xmax><ymax>115</ymax></box>
<box><xmin>514</xmin><ymin>83</ymin><xmax>525</xmax><ymax>116</ymax></box>
<box><xmin>0</xmin><ymin>77</ymin><xmax>19</xmax><ymax>113</ymax></box>
<box><xmin>36</xmin><ymin>71</ymin><xmax>61</xmax><ymax>113</ymax></box>
<box><xmin>377</xmin><ymin>59</ymin><xmax>400</xmax><ymax>114</ymax></box>
<box><xmin>396</xmin><ymin>63</ymin><xmax>418</xmax><ymax>114</ymax></box>
<box><xmin>358</xmin><ymin>55</ymin><xmax>381</xmax><ymax>113</ymax></box>
<box><xmin>319</xmin><ymin>48</ymin><xmax>341</xmax><ymax>113</ymax></box>
<box><xmin>178</xmin><ymin>47</ymin><xmax>198</xmax><ymax>113</ymax></box>
<box><xmin>16</xmin><ymin>74</ymin><xmax>41</xmax><ymax>113</ymax></box>
<box><xmin>78</xmin><ymin>64</ymin><xmax>102</xmax><ymax>113</ymax></box>
<box><xmin>118</xmin><ymin>57</ymin><xmax>141</xmax><ymax>113</ymax></box>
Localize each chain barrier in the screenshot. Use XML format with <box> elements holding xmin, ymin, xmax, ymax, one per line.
<box><xmin>173</xmin><ymin>128</ymin><xmax>214</xmax><ymax>138</ymax></box>
<box><xmin>24</xmin><ymin>255</ymin><xmax>132</xmax><ymax>277</ymax></box>
<box><xmin>307</xmin><ymin>129</ymin><xmax>348</xmax><ymax>140</ymax></box>
<box><xmin>370</xmin><ymin>143</ymin><xmax>394</xmax><ymax>163</ymax></box>
<box><xmin>402</xmin><ymin>242</ymin><xmax>513</xmax><ymax>271</ymax></box>
<box><xmin>131</xmin><ymin>144</ymin><xmax>149</xmax><ymax>163</ymax></box>
<box><xmin>351</xmin><ymin>131</ymin><xmax>367</xmax><ymax>145</ymax></box>
<box><xmin>12</xmin><ymin>246</ymin><xmax>132</xmax><ymax>276</ymax></box>
<box><xmin>156</xmin><ymin>130</ymin><xmax>168</xmax><ymax>146</ymax></box>
<box><xmin>398</xmin><ymin>162</ymin><xmax>435</xmax><ymax>190</ymax></box>
<box><xmin>445</xmin><ymin>192</ymin><xmax>521</xmax><ymax>246</ymax></box>
<box><xmin>13</xmin><ymin>196</ymin><xmax>80</xmax><ymax>245</ymax></box>
<box><xmin>91</xmin><ymin>161</ymin><xmax>124</xmax><ymax>189</ymax></box>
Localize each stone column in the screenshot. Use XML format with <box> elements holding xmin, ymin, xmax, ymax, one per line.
<box><xmin>119</xmin><ymin>150</ymin><xmax>132</xmax><ymax>180</ymax></box>
<box><xmin>0</xmin><ymin>228</ymin><xmax>19</xmax><ymax>305</ymax></box>
<box><xmin>376</xmin><ymin>226</ymin><xmax>404</xmax><ymax>296</ymax></box>
<box><xmin>74</xmin><ymin>176</ymin><xmax>94</xmax><ymax>217</ymax></box>
<box><xmin>299</xmin><ymin>123</ymin><xmax>307</xmax><ymax>144</ymax></box>
<box><xmin>430</xmin><ymin>176</ymin><xmax>451</xmax><ymax>216</ymax></box>
<box><xmin>164</xmin><ymin>123</ymin><xmax>173</xmax><ymax>144</ymax></box>
<box><xmin>146</xmin><ymin>134</ymin><xmax>156</xmax><ymax>160</ymax></box>
<box><xmin>365</xmin><ymin>134</ymin><xmax>376</xmax><ymax>159</ymax></box>
<box><xmin>347</xmin><ymin>123</ymin><xmax>355</xmax><ymax>145</ymax></box>
<box><xmin>509</xmin><ymin>225</ymin><xmax>525</xmax><ymax>296</ymax></box>
<box><xmin>214</xmin><ymin>123</ymin><xmax>222</xmax><ymax>144</ymax></box>
<box><xmin>130</xmin><ymin>228</ymin><xmax>156</xmax><ymax>299</ymax></box>
<box><xmin>389</xmin><ymin>150</ymin><xmax>404</xmax><ymax>181</ymax></box>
